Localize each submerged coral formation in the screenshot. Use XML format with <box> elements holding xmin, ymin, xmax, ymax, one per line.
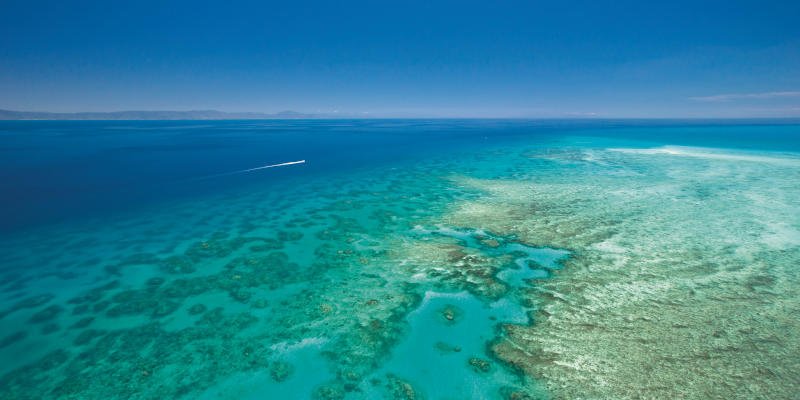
<box><xmin>0</xmin><ymin>155</ymin><xmax>545</xmax><ymax>399</ymax></box>
<box><xmin>0</xmin><ymin>129</ymin><xmax>798</xmax><ymax>400</ymax></box>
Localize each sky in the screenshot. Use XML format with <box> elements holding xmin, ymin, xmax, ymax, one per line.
<box><xmin>1</xmin><ymin>0</ymin><xmax>799</xmax><ymax>118</ymax></box>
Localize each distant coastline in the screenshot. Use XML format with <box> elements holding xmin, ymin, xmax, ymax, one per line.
<box><xmin>2</xmin><ymin>109</ymin><xmax>800</xmax><ymax>122</ymax></box>
<box><xmin>0</xmin><ymin>109</ymin><xmax>324</xmax><ymax>120</ymax></box>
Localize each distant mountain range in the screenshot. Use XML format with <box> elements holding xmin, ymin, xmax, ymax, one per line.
<box><xmin>0</xmin><ymin>109</ymin><xmax>325</xmax><ymax>120</ymax></box>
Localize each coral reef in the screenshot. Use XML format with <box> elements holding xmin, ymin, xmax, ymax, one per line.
<box><xmin>446</xmin><ymin>146</ymin><xmax>800</xmax><ymax>398</ymax></box>
<box><xmin>1</xmin><ymin>132</ymin><xmax>797</xmax><ymax>400</ymax></box>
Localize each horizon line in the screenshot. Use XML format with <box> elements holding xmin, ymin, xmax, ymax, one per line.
<box><xmin>2</xmin><ymin>108</ymin><xmax>800</xmax><ymax>121</ymax></box>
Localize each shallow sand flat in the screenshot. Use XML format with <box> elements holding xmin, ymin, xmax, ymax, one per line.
<box><xmin>443</xmin><ymin>146</ymin><xmax>800</xmax><ymax>398</ymax></box>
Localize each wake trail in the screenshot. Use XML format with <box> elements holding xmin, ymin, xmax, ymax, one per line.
<box><xmin>193</xmin><ymin>160</ymin><xmax>306</xmax><ymax>180</ymax></box>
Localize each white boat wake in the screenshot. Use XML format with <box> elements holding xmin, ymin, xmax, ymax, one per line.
<box><xmin>195</xmin><ymin>160</ymin><xmax>306</xmax><ymax>180</ymax></box>
<box><xmin>235</xmin><ymin>160</ymin><xmax>306</xmax><ymax>173</ymax></box>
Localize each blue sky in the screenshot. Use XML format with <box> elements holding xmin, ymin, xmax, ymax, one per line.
<box><xmin>1</xmin><ymin>0</ymin><xmax>799</xmax><ymax>117</ymax></box>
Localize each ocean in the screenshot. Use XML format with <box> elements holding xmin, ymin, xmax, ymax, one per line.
<box><xmin>1</xmin><ymin>119</ymin><xmax>798</xmax><ymax>399</ymax></box>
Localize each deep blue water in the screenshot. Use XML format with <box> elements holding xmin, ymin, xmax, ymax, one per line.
<box><xmin>0</xmin><ymin>120</ymin><xmax>543</xmax><ymax>232</ymax></box>
<box><xmin>2</xmin><ymin>119</ymin><xmax>798</xmax><ymax>234</ymax></box>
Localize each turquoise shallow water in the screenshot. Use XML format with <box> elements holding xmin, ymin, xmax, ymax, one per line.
<box><xmin>0</xmin><ymin>120</ymin><xmax>798</xmax><ymax>399</ymax></box>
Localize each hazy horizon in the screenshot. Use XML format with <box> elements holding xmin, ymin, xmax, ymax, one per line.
<box><xmin>4</xmin><ymin>107</ymin><xmax>800</xmax><ymax>120</ymax></box>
